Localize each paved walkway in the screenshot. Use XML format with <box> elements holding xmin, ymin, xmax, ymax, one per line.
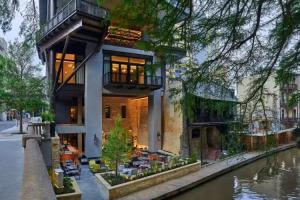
<box><xmin>76</xmin><ymin>165</ymin><xmax>105</xmax><ymax>200</ymax></box>
<box><xmin>118</xmin><ymin>143</ymin><xmax>296</xmax><ymax>200</ymax></box>
<box><xmin>0</xmin><ymin>121</ymin><xmax>24</xmax><ymax>200</ymax></box>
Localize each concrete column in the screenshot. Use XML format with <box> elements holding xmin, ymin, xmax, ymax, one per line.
<box><xmin>148</xmin><ymin>89</ymin><xmax>162</xmax><ymax>152</ymax></box>
<box><xmin>48</xmin><ymin>0</ymin><xmax>55</xmax><ymax>19</ymax></box>
<box><xmin>84</xmin><ymin>44</ymin><xmax>103</xmax><ymax>158</ymax></box>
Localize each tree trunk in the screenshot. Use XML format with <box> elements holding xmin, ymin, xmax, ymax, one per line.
<box><xmin>115</xmin><ymin>159</ymin><xmax>118</xmax><ymax>177</ymax></box>
<box><xmin>20</xmin><ymin>110</ymin><xmax>23</xmax><ymax>134</ymax></box>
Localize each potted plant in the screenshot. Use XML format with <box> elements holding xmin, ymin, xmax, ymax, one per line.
<box><xmin>42</xmin><ymin>111</ymin><xmax>55</xmax><ymax>137</ymax></box>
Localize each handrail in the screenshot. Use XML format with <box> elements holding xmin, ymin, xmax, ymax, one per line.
<box><xmin>103</xmin><ymin>72</ymin><xmax>163</xmax><ymax>86</ymax></box>
<box><xmin>37</xmin><ymin>0</ymin><xmax>108</xmax><ymax>41</ymax></box>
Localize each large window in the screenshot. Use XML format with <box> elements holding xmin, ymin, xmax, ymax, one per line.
<box><xmin>104</xmin><ymin>54</ymin><xmax>152</xmax><ymax>85</ymax></box>
<box><xmin>55</xmin><ymin>53</ymin><xmax>84</xmax><ymax>84</ymax></box>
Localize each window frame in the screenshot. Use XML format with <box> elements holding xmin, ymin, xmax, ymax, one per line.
<box><xmin>102</xmin><ymin>51</ymin><xmax>154</xmax><ymax>85</ymax></box>
<box><xmin>54</xmin><ymin>52</ymin><xmax>85</xmax><ymax>84</ymax></box>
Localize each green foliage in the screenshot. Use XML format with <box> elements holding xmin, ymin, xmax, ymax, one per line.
<box><xmin>0</xmin><ymin>40</ymin><xmax>46</xmax><ymax>133</ymax></box>
<box><xmin>0</xmin><ymin>0</ymin><xmax>19</xmax><ymax>32</ymax></box>
<box><xmin>190</xmin><ymin>152</ymin><xmax>198</xmax><ymax>163</ymax></box>
<box><xmin>54</xmin><ymin>177</ymin><xmax>75</xmax><ymax>195</ymax></box>
<box><xmin>95</xmin><ymin>1</ymin><xmax>300</xmax><ymax>134</ymax></box>
<box><xmin>292</xmin><ymin>128</ymin><xmax>300</xmax><ymax>136</ymax></box>
<box><xmin>225</xmin><ymin>122</ymin><xmax>244</xmax><ymax>156</ymax></box>
<box><xmin>41</xmin><ymin>111</ymin><xmax>55</xmax><ymax>123</ymax></box>
<box><xmin>102</xmin><ymin>115</ymin><xmax>132</xmax><ymax>177</ymax></box>
<box><xmin>150</xmin><ymin>160</ymin><xmax>159</xmax><ymax>173</ymax></box>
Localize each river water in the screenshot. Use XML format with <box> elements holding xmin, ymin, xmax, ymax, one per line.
<box><xmin>172</xmin><ymin>148</ymin><xmax>300</xmax><ymax>200</ymax></box>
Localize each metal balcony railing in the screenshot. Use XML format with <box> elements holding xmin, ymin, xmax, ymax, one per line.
<box><xmin>37</xmin><ymin>0</ymin><xmax>108</xmax><ymax>41</ymax></box>
<box><xmin>103</xmin><ymin>72</ymin><xmax>163</xmax><ymax>88</ymax></box>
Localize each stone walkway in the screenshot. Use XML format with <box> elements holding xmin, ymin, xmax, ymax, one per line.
<box><xmin>118</xmin><ymin>143</ymin><xmax>296</xmax><ymax>200</ymax></box>
<box><xmin>76</xmin><ymin>165</ymin><xmax>105</xmax><ymax>200</ymax></box>
<box><xmin>0</xmin><ymin>121</ymin><xmax>24</xmax><ymax>200</ymax></box>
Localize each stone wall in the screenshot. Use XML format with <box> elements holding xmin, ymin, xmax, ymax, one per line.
<box><xmin>162</xmin><ymin>90</ymin><xmax>183</xmax><ymax>154</ymax></box>
<box><xmin>102</xmin><ymin>96</ymin><xmax>148</xmax><ymax>147</ymax></box>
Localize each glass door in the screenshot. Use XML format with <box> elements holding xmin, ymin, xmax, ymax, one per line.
<box><xmin>138</xmin><ymin>66</ymin><xmax>144</xmax><ymax>84</ymax></box>
<box><xmin>120</xmin><ymin>64</ymin><xmax>128</xmax><ymax>83</ymax></box>
<box><xmin>130</xmin><ymin>65</ymin><xmax>137</xmax><ymax>83</ymax></box>
<box><xmin>112</xmin><ymin>63</ymin><xmax>119</xmax><ymax>82</ymax></box>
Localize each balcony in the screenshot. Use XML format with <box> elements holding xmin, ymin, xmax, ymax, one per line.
<box><xmin>281</xmin><ymin>83</ymin><xmax>297</xmax><ymax>91</ymax></box>
<box><xmin>37</xmin><ymin>0</ymin><xmax>108</xmax><ymax>51</ymax></box>
<box><xmin>103</xmin><ymin>72</ymin><xmax>163</xmax><ymax>90</ymax></box>
<box><xmin>281</xmin><ymin>117</ymin><xmax>299</xmax><ymax>128</ymax></box>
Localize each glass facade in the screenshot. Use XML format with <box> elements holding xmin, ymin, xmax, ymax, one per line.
<box><xmin>55</xmin><ymin>53</ymin><xmax>84</xmax><ymax>84</ymax></box>
<box><xmin>104</xmin><ymin>54</ymin><xmax>154</xmax><ymax>85</ymax></box>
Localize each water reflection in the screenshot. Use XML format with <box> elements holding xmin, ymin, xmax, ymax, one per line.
<box><xmin>171</xmin><ymin>148</ymin><xmax>300</xmax><ymax>200</ymax></box>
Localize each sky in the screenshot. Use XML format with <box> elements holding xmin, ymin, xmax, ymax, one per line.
<box><xmin>0</xmin><ymin>0</ymin><xmax>45</xmax><ymax>75</ymax></box>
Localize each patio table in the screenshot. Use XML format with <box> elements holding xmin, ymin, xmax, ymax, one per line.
<box><xmin>121</xmin><ymin>168</ymin><xmax>138</xmax><ymax>175</ymax></box>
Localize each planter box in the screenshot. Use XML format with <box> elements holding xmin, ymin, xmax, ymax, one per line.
<box><xmin>96</xmin><ymin>161</ymin><xmax>201</xmax><ymax>200</ymax></box>
<box><xmin>56</xmin><ymin>177</ymin><xmax>82</xmax><ymax>200</ymax></box>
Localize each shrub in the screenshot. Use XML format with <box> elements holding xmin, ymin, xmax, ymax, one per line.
<box><xmin>54</xmin><ymin>177</ymin><xmax>75</xmax><ymax>195</ymax></box>
<box><xmin>41</xmin><ymin>111</ymin><xmax>55</xmax><ymax>122</ymax></box>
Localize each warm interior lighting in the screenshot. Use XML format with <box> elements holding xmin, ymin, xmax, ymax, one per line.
<box><xmin>56</xmin><ymin>53</ymin><xmax>75</xmax><ymax>60</ymax></box>
<box><xmin>55</xmin><ymin>53</ymin><xmax>75</xmax><ymax>84</ymax></box>
<box><xmin>105</xmin><ymin>26</ymin><xmax>142</xmax><ymax>46</ymax></box>
<box><xmin>112</xmin><ymin>56</ymin><xmax>129</xmax><ymax>63</ymax></box>
<box><xmin>129</xmin><ymin>58</ymin><xmax>145</xmax><ymax>64</ymax></box>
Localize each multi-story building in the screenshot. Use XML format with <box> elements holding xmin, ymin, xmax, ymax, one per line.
<box><xmin>37</xmin><ymin>0</ymin><xmax>188</xmax><ymax>158</ymax></box>
<box><xmin>237</xmin><ymin>73</ymin><xmax>300</xmax><ymax>132</ymax></box>
<box><xmin>280</xmin><ymin>75</ymin><xmax>300</xmax><ymax>129</ymax></box>
<box><xmin>237</xmin><ymin>74</ymin><xmax>281</xmax><ymax>133</ymax></box>
<box><xmin>37</xmin><ymin>0</ymin><xmax>238</xmax><ymax>160</ymax></box>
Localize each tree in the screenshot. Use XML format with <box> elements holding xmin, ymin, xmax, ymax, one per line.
<box><xmin>98</xmin><ymin>0</ymin><xmax>300</xmax><ymax>121</ymax></box>
<box><xmin>0</xmin><ymin>0</ymin><xmax>19</xmax><ymax>32</ymax></box>
<box><xmin>0</xmin><ymin>40</ymin><xmax>46</xmax><ymax>133</ymax></box>
<box><xmin>102</xmin><ymin>115</ymin><xmax>132</xmax><ymax>177</ymax></box>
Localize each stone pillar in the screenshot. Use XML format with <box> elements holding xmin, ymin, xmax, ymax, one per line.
<box><xmin>84</xmin><ymin>44</ymin><xmax>103</xmax><ymax>158</ymax></box>
<box><xmin>148</xmin><ymin>89</ymin><xmax>161</xmax><ymax>152</ymax></box>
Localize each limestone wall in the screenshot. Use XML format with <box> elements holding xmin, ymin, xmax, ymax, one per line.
<box><xmin>162</xmin><ymin>89</ymin><xmax>183</xmax><ymax>154</ymax></box>
<box><xmin>102</xmin><ymin>96</ymin><xmax>148</xmax><ymax>147</ymax></box>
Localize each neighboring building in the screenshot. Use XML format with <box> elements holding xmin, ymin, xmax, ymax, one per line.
<box><xmin>280</xmin><ymin>75</ymin><xmax>300</xmax><ymax>129</ymax></box>
<box><xmin>237</xmin><ymin>75</ymin><xmax>281</xmax><ymax>133</ymax></box>
<box><xmin>163</xmin><ymin>77</ymin><xmax>238</xmax><ymax>160</ymax></box>
<box><xmin>0</xmin><ymin>37</ymin><xmax>7</xmax><ymax>121</ymax></box>
<box><xmin>237</xmin><ymin>73</ymin><xmax>300</xmax><ymax>132</ymax></box>
<box><xmin>37</xmin><ymin>0</ymin><xmax>237</xmax><ymax>160</ymax></box>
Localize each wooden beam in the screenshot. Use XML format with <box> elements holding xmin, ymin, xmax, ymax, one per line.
<box><xmin>55</xmin><ymin>27</ymin><xmax>109</xmax><ymax>94</ymax></box>
<box><xmin>52</xmin><ymin>35</ymin><xmax>70</xmax><ymax>93</ymax></box>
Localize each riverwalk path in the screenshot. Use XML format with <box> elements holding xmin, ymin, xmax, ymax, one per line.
<box><xmin>119</xmin><ymin>143</ymin><xmax>296</xmax><ymax>200</ymax></box>
<box><xmin>0</xmin><ymin>121</ymin><xmax>24</xmax><ymax>200</ymax></box>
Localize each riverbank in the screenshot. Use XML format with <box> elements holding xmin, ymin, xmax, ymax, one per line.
<box><xmin>118</xmin><ymin>143</ymin><xmax>296</xmax><ymax>200</ymax></box>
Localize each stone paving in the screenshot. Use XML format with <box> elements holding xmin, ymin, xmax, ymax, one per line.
<box><xmin>76</xmin><ymin>165</ymin><xmax>105</xmax><ymax>200</ymax></box>
<box><xmin>0</xmin><ymin>120</ymin><xmax>16</xmax><ymax>132</ymax></box>
<box><xmin>118</xmin><ymin>143</ymin><xmax>296</xmax><ymax>200</ymax></box>
<box><xmin>0</xmin><ymin>121</ymin><xmax>24</xmax><ymax>200</ymax></box>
